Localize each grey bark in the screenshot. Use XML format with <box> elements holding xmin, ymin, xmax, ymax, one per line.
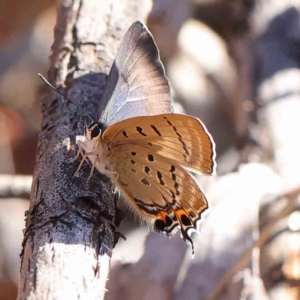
<box><xmin>17</xmin><ymin>1</ymin><xmax>152</xmax><ymax>299</ymax></box>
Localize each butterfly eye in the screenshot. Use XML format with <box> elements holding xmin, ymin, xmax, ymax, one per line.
<box><xmin>90</xmin><ymin>125</ymin><xmax>101</xmax><ymax>139</ymax></box>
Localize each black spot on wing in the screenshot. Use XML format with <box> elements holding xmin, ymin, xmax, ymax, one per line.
<box><xmin>148</xmin><ymin>154</ymin><xmax>154</xmax><ymax>162</ymax></box>
<box><xmin>165</xmin><ymin>215</ymin><xmax>173</xmax><ymax>227</ymax></box>
<box><xmin>173</xmin><ymin>127</ymin><xmax>189</xmax><ymax>156</ymax></box>
<box><xmin>163</xmin><ymin>116</ymin><xmax>173</xmax><ymax>126</ymax></box>
<box><xmin>154</xmin><ymin>219</ymin><xmax>166</xmax><ymax>231</ymax></box>
<box><xmin>170</xmin><ymin>190</ymin><xmax>176</xmax><ymax>201</ymax></box>
<box><xmin>144</xmin><ymin>166</ymin><xmax>151</xmax><ymax>175</ymax></box>
<box><xmin>122</xmin><ymin>131</ymin><xmax>128</xmax><ymax>137</ymax></box>
<box><xmin>141</xmin><ymin>178</ymin><xmax>150</xmax><ymax>186</ymax></box>
<box><xmin>136</xmin><ymin>126</ymin><xmax>147</xmax><ymax>137</ymax></box>
<box><xmin>163</xmin><ymin>116</ymin><xmax>190</xmax><ymax>158</ymax></box>
<box><xmin>173</xmin><ymin>126</ymin><xmax>181</xmax><ymax>137</ymax></box>
<box><xmin>174</xmin><ymin>182</ymin><xmax>180</xmax><ymax>195</ymax></box>
<box><xmin>150</xmin><ymin>125</ymin><xmax>162</xmax><ymax>136</ymax></box>
<box><xmin>181</xmin><ymin>214</ymin><xmax>192</xmax><ymax>226</ymax></box>
<box><xmin>156</xmin><ymin>171</ymin><xmax>165</xmax><ymax>185</ymax></box>
<box><xmin>131</xmin><ymin>151</ymin><xmax>137</xmax><ymax>156</ymax></box>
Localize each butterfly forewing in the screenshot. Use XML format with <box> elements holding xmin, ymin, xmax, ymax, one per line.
<box><xmin>102</xmin><ymin>113</ymin><xmax>216</xmax><ymax>175</ymax></box>
<box><xmin>98</xmin><ymin>21</ymin><xmax>172</xmax><ymax>127</ymax></box>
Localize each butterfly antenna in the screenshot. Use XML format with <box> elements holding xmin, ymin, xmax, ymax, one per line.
<box><xmin>38</xmin><ymin>73</ymin><xmax>94</xmax><ymax>123</ymax></box>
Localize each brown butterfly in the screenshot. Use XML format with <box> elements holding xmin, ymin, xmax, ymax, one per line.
<box><xmin>75</xmin><ymin>21</ymin><xmax>217</xmax><ymax>254</ymax></box>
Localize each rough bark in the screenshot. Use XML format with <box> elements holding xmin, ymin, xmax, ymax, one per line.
<box><xmin>17</xmin><ymin>1</ymin><xmax>152</xmax><ymax>299</ymax></box>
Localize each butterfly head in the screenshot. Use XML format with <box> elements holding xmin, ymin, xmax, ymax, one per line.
<box><xmin>86</xmin><ymin>122</ymin><xmax>104</xmax><ymax>141</ymax></box>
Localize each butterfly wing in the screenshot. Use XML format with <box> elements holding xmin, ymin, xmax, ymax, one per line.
<box><xmin>98</xmin><ymin>21</ymin><xmax>172</xmax><ymax>127</ymax></box>
<box><xmin>107</xmin><ymin>144</ymin><xmax>209</xmax><ymax>252</ymax></box>
<box><xmin>102</xmin><ymin>113</ymin><xmax>216</xmax><ymax>175</ymax></box>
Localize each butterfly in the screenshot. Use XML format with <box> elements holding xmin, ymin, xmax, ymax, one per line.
<box><xmin>42</xmin><ymin>21</ymin><xmax>216</xmax><ymax>254</ymax></box>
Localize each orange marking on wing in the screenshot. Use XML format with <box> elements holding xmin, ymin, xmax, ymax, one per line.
<box><xmin>174</xmin><ymin>209</ymin><xmax>187</xmax><ymax>219</ymax></box>
<box><xmin>157</xmin><ymin>211</ymin><xmax>168</xmax><ymax>221</ymax></box>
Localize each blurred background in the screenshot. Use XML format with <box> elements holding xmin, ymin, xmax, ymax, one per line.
<box><xmin>0</xmin><ymin>0</ymin><xmax>300</xmax><ymax>299</ymax></box>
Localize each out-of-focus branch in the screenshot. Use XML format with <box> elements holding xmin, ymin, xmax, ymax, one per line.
<box><xmin>253</xmin><ymin>1</ymin><xmax>300</xmax><ymax>189</ymax></box>
<box><xmin>206</xmin><ymin>186</ymin><xmax>300</xmax><ymax>300</ymax></box>
<box><xmin>0</xmin><ymin>175</ymin><xmax>32</xmax><ymax>199</ymax></box>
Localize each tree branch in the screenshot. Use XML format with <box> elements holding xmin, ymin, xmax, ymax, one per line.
<box><xmin>18</xmin><ymin>1</ymin><xmax>152</xmax><ymax>299</ymax></box>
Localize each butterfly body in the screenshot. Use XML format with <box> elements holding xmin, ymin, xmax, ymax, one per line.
<box><xmin>75</xmin><ymin>21</ymin><xmax>216</xmax><ymax>253</ymax></box>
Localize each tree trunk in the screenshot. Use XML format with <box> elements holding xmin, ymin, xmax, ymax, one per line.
<box><xmin>17</xmin><ymin>1</ymin><xmax>152</xmax><ymax>299</ymax></box>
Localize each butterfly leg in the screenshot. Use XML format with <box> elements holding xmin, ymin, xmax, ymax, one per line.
<box><xmin>103</xmin><ymin>167</ymin><xmax>119</xmax><ymax>192</ymax></box>
<box><xmin>73</xmin><ymin>153</ymin><xmax>88</xmax><ymax>178</ymax></box>
<box><xmin>86</xmin><ymin>153</ymin><xmax>119</xmax><ymax>182</ymax></box>
<box><xmin>72</xmin><ymin>141</ymin><xmax>90</xmax><ymax>177</ymax></box>
<box><xmin>87</xmin><ymin>153</ymin><xmax>99</xmax><ymax>182</ymax></box>
<box><xmin>72</xmin><ymin>141</ymin><xmax>87</xmax><ymax>162</ymax></box>
<box><xmin>104</xmin><ymin>166</ymin><xmax>118</xmax><ymax>175</ymax></box>
<box><xmin>110</xmin><ymin>173</ymin><xmax>119</xmax><ymax>194</ymax></box>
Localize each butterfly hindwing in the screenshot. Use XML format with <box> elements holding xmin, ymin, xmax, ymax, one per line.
<box><xmin>102</xmin><ymin>113</ymin><xmax>216</xmax><ymax>175</ymax></box>
<box><xmin>98</xmin><ymin>21</ymin><xmax>173</xmax><ymax>127</ymax></box>
<box><xmin>107</xmin><ymin>144</ymin><xmax>209</xmax><ymax>249</ymax></box>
